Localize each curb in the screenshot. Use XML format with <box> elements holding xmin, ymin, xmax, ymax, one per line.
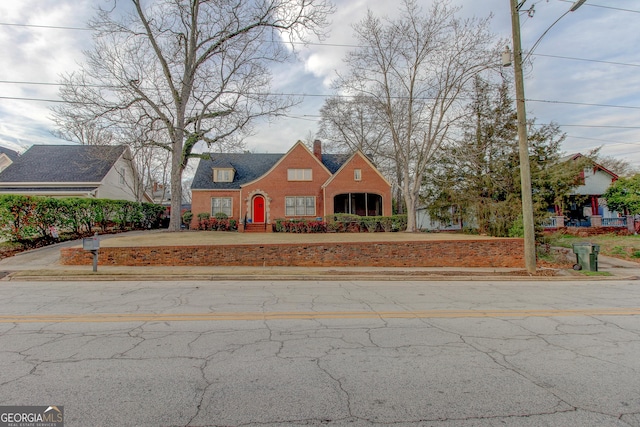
<box><xmin>3</xmin><ymin>270</ymin><xmax>629</xmax><ymax>282</ymax></box>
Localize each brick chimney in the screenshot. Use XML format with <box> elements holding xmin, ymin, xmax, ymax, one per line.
<box><xmin>313</xmin><ymin>139</ymin><xmax>322</xmax><ymax>161</ymax></box>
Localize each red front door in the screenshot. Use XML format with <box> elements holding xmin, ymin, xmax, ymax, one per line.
<box><xmin>253</xmin><ymin>196</ymin><xmax>265</xmax><ymax>223</ymax></box>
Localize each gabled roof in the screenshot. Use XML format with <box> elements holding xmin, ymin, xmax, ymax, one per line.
<box><xmin>0</xmin><ymin>146</ymin><xmax>19</xmax><ymax>162</ymax></box>
<box><xmin>562</xmin><ymin>152</ymin><xmax>618</xmax><ymax>179</ymax></box>
<box><xmin>321</xmin><ymin>153</ymin><xmax>351</xmax><ymax>174</ymax></box>
<box><xmin>191</xmin><ymin>150</ymin><xmax>352</xmax><ymax>190</ymax></box>
<box><xmin>192</xmin><ymin>153</ymin><xmax>283</xmax><ymax>190</ymax></box>
<box><xmin>0</xmin><ymin>145</ymin><xmax>127</xmax><ymax>183</ymax></box>
<box><xmin>322</xmin><ymin>150</ymin><xmax>392</xmax><ymax>189</ymax></box>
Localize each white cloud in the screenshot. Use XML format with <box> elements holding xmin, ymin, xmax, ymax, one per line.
<box><xmin>0</xmin><ymin>1</ymin><xmax>95</xmax><ymax>150</ymax></box>
<box><xmin>1</xmin><ymin>0</ymin><xmax>639</xmax><ymax>168</ymax></box>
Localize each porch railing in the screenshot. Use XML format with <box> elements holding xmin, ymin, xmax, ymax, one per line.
<box><xmin>602</xmin><ymin>217</ymin><xmax>627</xmax><ymax>227</ymax></box>
<box><xmin>542</xmin><ymin>217</ymin><xmax>628</xmax><ymax>228</ymax></box>
<box><xmin>566</xmin><ymin>218</ymin><xmax>591</xmax><ymax>228</ymax></box>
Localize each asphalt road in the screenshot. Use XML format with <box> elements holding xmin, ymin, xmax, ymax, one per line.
<box><xmin>1</xmin><ymin>278</ymin><xmax>640</xmax><ymax>426</ymax></box>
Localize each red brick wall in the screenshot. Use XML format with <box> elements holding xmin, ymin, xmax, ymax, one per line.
<box><xmin>190</xmin><ymin>190</ymin><xmax>240</xmax><ymax>229</ymax></box>
<box><xmin>552</xmin><ymin>227</ymin><xmax>632</xmax><ymax>237</ymax></box>
<box><xmin>60</xmin><ymin>239</ymin><xmax>525</xmax><ymax>268</ymax></box>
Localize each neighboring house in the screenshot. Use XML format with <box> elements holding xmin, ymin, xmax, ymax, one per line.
<box><xmin>0</xmin><ymin>146</ymin><xmax>19</xmax><ymax>173</ymax></box>
<box><xmin>548</xmin><ymin>153</ymin><xmax>621</xmax><ymax>228</ymax></box>
<box><xmin>191</xmin><ymin>140</ymin><xmax>393</xmax><ymax>231</ymax></box>
<box><xmin>416</xmin><ymin>206</ymin><xmax>463</xmax><ymax>231</ymax></box>
<box><xmin>149</xmin><ymin>181</ymin><xmax>171</xmax><ymax>206</ymax></box>
<box><xmin>0</xmin><ymin>145</ymin><xmax>144</xmax><ymax>201</ymax></box>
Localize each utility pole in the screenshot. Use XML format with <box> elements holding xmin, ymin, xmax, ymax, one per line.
<box><xmin>509</xmin><ymin>0</ymin><xmax>537</xmax><ymax>274</ymax></box>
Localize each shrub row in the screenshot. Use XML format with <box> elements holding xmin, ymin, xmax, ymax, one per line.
<box><xmin>195</xmin><ymin>213</ymin><xmax>237</xmax><ymax>231</ymax></box>
<box><xmin>273</xmin><ymin>214</ymin><xmax>408</xmax><ymax>233</ymax></box>
<box><xmin>273</xmin><ymin>219</ymin><xmax>327</xmax><ymax>233</ymax></box>
<box><xmin>0</xmin><ymin>194</ymin><xmax>165</xmax><ymax>243</ymax></box>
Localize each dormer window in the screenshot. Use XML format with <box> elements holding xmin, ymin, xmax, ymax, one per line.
<box><xmin>213</xmin><ymin>168</ymin><xmax>234</xmax><ymax>183</ymax></box>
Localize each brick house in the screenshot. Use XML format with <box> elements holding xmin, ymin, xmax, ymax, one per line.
<box><xmin>190</xmin><ymin>140</ymin><xmax>392</xmax><ymax>231</ymax></box>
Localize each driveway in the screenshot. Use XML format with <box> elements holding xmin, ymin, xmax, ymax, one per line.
<box><xmin>0</xmin><ymin>230</ymin><xmax>158</xmax><ymax>271</ymax></box>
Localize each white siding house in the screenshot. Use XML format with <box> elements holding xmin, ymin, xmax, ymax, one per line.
<box><xmin>0</xmin><ymin>145</ymin><xmax>144</xmax><ymax>201</ymax></box>
<box><xmin>557</xmin><ymin>153</ymin><xmax>621</xmax><ymax>228</ymax></box>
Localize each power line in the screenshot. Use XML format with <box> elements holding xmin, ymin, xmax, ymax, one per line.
<box><xmin>528</xmin><ymin>98</ymin><xmax>640</xmax><ymax>110</ymax></box>
<box><xmin>557</xmin><ymin>0</ymin><xmax>640</xmax><ymax>14</ymax></box>
<box><xmin>3</xmin><ymin>90</ymin><xmax>640</xmax><ymax>114</ymax></box>
<box><xmin>531</xmin><ymin>53</ymin><xmax>640</xmax><ymax>69</ymax></box>
<box><xmin>0</xmin><ymin>80</ymin><xmax>60</xmax><ymax>86</ymax></box>
<box><xmin>565</xmin><ymin>135</ymin><xmax>640</xmax><ymax>146</ymax></box>
<box><xmin>3</xmin><ymin>51</ymin><xmax>640</xmax><ymax>94</ymax></box>
<box><xmin>0</xmin><ymin>95</ymin><xmax>68</xmax><ymax>103</ymax></box>
<box><xmin>557</xmin><ymin>124</ymin><xmax>640</xmax><ymax>130</ymax></box>
<box><xmin>0</xmin><ymin>22</ymin><xmax>91</xmax><ymax>31</ymax></box>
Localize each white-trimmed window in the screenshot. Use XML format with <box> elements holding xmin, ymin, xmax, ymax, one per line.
<box><xmin>354</xmin><ymin>169</ymin><xmax>362</xmax><ymax>181</ymax></box>
<box><xmin>213</xmin><ymin>168</ymin><xmax>234</xmax><ymax>183</ymax></box>
<box><xmin>212</xmin><ymin>197</ymin><xmax>232</xmax><ymax>217</ymax></box>
<box><xmin>285</xmin><ymin>196</ymin><xmax>316</xmax><ymax>216</ymax></box>
<box><xmin>287</xmin><ymin>168</ymin><xmax>312</xmax><ymax>181</ymax></box>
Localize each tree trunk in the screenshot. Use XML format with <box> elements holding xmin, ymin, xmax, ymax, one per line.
<box><xmin>168</xmin><ymin>128</ymin><xmax>185</xmax><ymax>232</ymax></box>
<box><xmin>403</xmin><ymin>186</ymin><xmax>418</xmax><ymax>232</ymax></box>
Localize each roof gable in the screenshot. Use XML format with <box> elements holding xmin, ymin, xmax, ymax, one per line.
<box><xmin>191</xmin><ymin>153</ymin><xmax>283</xmax><ymax>190</ymax></box>
<box><xmin>241</xmin><ymin>141</ymin><xmax>332</xmax><ymax>188</ymax></box>
<box><xmin>0</xmin><ymin>145</ymin><xmax>127</xmax><ymax>183</ymax></box>
<box><xmin>322</xmin><ymin>150</ymin><xmax>391</xmax><ymax>188</ymax></box>
<box><xmin>191</xmin><ymin>142</ymin><xmax>353</xmax><ymax>190</ymax></box>
<box><xmin>563</xmin><ymin>152</ymin><xmax>618</xmax><ymax>180</ymax></box>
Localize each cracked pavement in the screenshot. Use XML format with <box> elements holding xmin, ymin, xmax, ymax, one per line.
<box><xmin>1</xmin><ymin>279</ymin><xmax>640</xmax><ymax>426</ymax></box>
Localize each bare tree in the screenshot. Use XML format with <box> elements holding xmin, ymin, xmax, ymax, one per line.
<box><xmin>318</xmin><ymin>94</ymin><xmax>401</xmax><ymax>210</ymax></box>
<box><xmin>335</xmin><ymin>0</ymin><xmax>498</xmax><ymax>231</ymax></box>
<box><xmin>318</xmin><ymin>94</ymin><xmax>388</xmax><ymax>155</ymax></box>
<box><xmin>51</xmin><ymin>115</ymin><xmax>115</xmax><ymax>146</ymax></box>
<box><xmin>53</xmin><ymin>0</ymin><xmax>334</xmax><ymax>231</ymax></box>
<box><xmin>594</xmin><ymin>154</ymin><xmax>638</xmax><ymax>178</ymax></box>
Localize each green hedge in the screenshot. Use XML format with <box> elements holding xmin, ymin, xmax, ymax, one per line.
<box><xmin>273</xmin><ymin>214</ymin><xmax>408</xmax><ymax>233</ymax></box>
<box><xmin>0</xmin><ymin>195</ymin><xmax>165</xmax><ymax>242</ymax></box>
<box><xmin>273</xmin><ymin>218</ymin><xmax>327</xmax><ymax>233</ymax></box>
<box><xmin>325</xmin><ymin>214</ymin><xmax>407</xmax><ymax>233</ymax></box>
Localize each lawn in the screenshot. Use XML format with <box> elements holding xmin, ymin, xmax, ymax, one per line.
<box><xmin>545</xmin><ymin>232</ymin><xmax>640</xmax><ymax>263</ymax></box>
<box><xmin>0</xmin><ymin>240</ymin><xmax>25</xmax><ymax>260</ymax></box>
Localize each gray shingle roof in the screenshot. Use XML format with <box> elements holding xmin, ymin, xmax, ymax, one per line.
<box><xmin>191</xmin><ymin>152</ymin><xmax>351</xmax><ymax>190</ymax></box>
<box><xmin>0</xmin><ymin>145</ymin><xmax>126</xmax><ymax>183</ymax></box>
<box><xmin>0</xmin><ymin>187</ymin><xmax>98</xmax><ymax>192</ymax></box>
<box><xmin>192</xmin><ymin>153</ymin><xmax>282</xmax><ymax>190</ymax></box>
<box><xmin>0</xmin><ymin>146</ymin><xmax>19</xmax><ymax>162</ymax></box>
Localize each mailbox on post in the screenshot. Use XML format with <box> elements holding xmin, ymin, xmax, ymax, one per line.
<box><xmin>83</xmin><ymin>236</ymin><xmax>99</xmax><ymax>251</ymax></box>
<box><xmin>83</xmin><ymin>233</ymin><xmax>100</xmax><ymax>272</ymax></box>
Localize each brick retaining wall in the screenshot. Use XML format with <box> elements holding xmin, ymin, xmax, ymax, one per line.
<box><xmin>60</xmin><ymin>239</ymin><xmax>525</xmax><ymax>268</ymax></box>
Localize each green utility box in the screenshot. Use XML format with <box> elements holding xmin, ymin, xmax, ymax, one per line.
<box><xmin>572</xmin><ymin>243</ymin><xmax>600</xmax><ymax>272</ymax></box>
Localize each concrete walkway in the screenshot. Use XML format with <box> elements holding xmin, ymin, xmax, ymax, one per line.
<box><xmin>1</xmin><ymin>230</ymin><xmax>639</xmax><ymax>281</ymax></box>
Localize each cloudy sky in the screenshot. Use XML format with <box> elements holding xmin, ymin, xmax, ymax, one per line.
<box><xmin>1</xmin><ymin>0</ymin><xmax>639</xmax><ymax>168</ymax></box>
